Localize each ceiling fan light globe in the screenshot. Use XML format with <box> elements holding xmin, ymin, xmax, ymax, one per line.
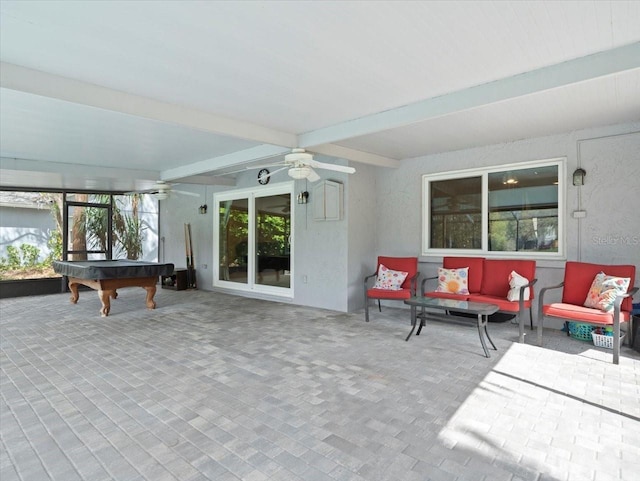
<box><xmin>288</xmin><ymin>166</ymin><xmax>311</xmax><ymax>179</ymax></box>
<box><xmin>153</xmin><ymin>191</ymin><xmax>169</xmax><ymax>200</ymax></box>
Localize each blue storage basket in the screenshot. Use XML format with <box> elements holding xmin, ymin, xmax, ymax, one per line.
<box><xmin>567</xmin><ymin>322</ymin><xmax>595</xmax><ymax>342</ymax></box>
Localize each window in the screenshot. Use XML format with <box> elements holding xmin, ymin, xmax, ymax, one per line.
<box><xmin>0</xmin><ymin>191</ymin><xmax>63</xmax><ymax>280</ymax></box>
<box><xmin>0</xmin><ymin>190</ymin><xmax>158</xmax><ymax>282</ymax></box>
<box><xmin>64</xmin><ymin>193</ymin><xmax>155</xmax><ymax>261</ymax></box>
<box><xmin>423</xmin><ymin>159</ymin><xmax>564</xmax><ymax>257</ymax></box>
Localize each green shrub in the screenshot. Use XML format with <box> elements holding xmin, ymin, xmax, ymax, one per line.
<box><xmin>0</xmin><ymin>243</ymin><xmax>43</xmax><ymax>272</ymax></box>
<box><xmin>20</xmin><ymin>244</ymin><xmax>40</xmax><ymax>267</ymax></box>
<box><xmin>46</xmin><ymin>230</ymin><xmax>62</xmax><ymax>266</ymax></box>
<box><xmin>4</xmin><ymin>246</ymin><xmax>21</xmax><ymax>269</ymax></box>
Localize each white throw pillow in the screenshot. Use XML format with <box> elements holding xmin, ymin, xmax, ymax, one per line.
<box><xmin>373</xmin><ymin>264</ymin><xmax>409</xmax><ymax>290</ymax></box>
<box><xmin>507</xmin><ymin>270</ymin><xmax>530</xmax><ymax>301</ymax></box>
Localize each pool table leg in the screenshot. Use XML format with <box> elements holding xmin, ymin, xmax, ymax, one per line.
<box><xmin>68</xmin><ymin>281</ymin><xmax>80</xmax><ymax>304</ymax></box>
<box><xmin>144</xmin><ymin>285</ymin><xmax>157</xmax><ymax>310</ymax></box>
<box><xmin>98</xmin><ymin>290</ymin><xmax>115</xmax><ymax>317</ymax></box>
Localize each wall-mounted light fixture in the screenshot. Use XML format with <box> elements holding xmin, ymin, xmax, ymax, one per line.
<box><xmin>199</xmin><ymin>204</ymin><xmax>208</xmax><ymax>214</ymax></box>
<box><xmin>572</xmin><ymin>168</ymin><xmax>586</xmax><ymax>186</ymax></box>
<box><xmin>297</xmin><ymin>191</ymin><xmax>309</xmax><ymax>204</ymax></box>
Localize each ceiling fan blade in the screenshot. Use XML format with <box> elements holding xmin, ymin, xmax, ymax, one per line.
<box><xmin>308</xmin><ymin>160</ymin><xmax>355</xmax><ymax>174</ymax></box>
<box><xmin>222</xmin><ymin>162</ymin><xmax>287</xmax><ymax>176</ymax></box>
<box><xmin>306</xmin><ymin>168</ymin><xmax>321</xmax><ymax>182</ymax></box>
<box><xmin>261</xmin><ymin>166</ymin><xmax>289</xmax><ymax>180</ymax></box>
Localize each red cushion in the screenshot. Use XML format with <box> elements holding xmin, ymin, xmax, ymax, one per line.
<box><xmin>562</xmin><ymin>262</ymin><xmax>635</xmax><ymax>312</ymax></box>
<box><xmin>443</xmin><ymin>257</ymin><xmax>484</xmax><ymax>293</ymax></box>
<box><xmin>377</xmin><ymin>256</ymin><xmax>418</xmax><ymax>290</ymax></box>
<box><xmin>468</xmin><ymin>294</ymin><xmax>532</xmax><ymax>312</ymax></box>
<box><xmin>424</xmin><ymin>291</ymin><xmax>470</xmax><ymax>301</ymax></box>
<box><xmin>480</xmin><ymin>259</ymin><xmax>536</xmax><ymax>299</ymax></box>
<box><xmin>543</xmin><ymin>302</ymin><xmax>630</xmax><ymax>324</ymax></box>
<box><xmin>367</xmin><ymin>287</ymin><xmax>412</xmax><ymax>300</ymax></box>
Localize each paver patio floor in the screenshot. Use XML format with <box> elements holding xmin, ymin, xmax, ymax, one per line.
<box><xmin>1</xmin><ymin>288</ymin><xmax>639</xmax><ymax>481</ymax></box>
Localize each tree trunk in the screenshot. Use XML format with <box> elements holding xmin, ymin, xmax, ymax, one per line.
<box><xmin>71</xmin><ymin>194</ymin><xmax>88</xmax><ymax>260</ymax></box>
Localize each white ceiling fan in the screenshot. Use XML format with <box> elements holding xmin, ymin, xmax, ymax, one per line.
<box><xmin>258</xmin><ymin>149</ymin><xmax>356</xmax><ymax>182</ymax></box>
<box><xmin>131</xmin><ymin>181</ymin><xmax>200</xmax><ymax>200</ymax></box>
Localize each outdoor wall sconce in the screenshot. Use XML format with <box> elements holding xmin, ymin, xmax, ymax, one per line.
<box><xmin>199</xmin><ymin>204</ymin><xmax>208</xmax><ymax>214</ymax></box>
<box><xmin>297</xmin><ymin>191</ymin><xmax>309</xmax><ymax>204</ymax></box>
<box><xmin>572</xmin><ymin>168</ymin><xmax>586</xmax><ymax>186</ymax></box>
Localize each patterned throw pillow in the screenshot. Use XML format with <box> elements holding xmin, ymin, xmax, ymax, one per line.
<box><xmin>584</xmin><ymin>272</ymin><xmax>606</xmax><ymax>309</ymax></box>
<box><xmin>373</xmin><ymin>264</ymin><xmax>409</xmax><ymax>290</ymax></box>
<box><xmin>584</xmin><ymin>272</ymin><xmax>630</xmax><ymax>312</ymax></box>
<box><xmin>435</xmin><ymin>267</ymin><xmax>469</xmax><ymax>295</ymax></box>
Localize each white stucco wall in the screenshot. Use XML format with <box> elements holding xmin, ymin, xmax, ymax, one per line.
<box><xmin>158</xmin><ymin>183</ymin><xmax>214</xmax><ymax>287</ymax></box>
<box><xmin>159</xmin><ymin>122</ymin><xmax>640</xmax><ymax>329</ymax></box>
<box><xmin>346</xmin><ymin>163</ymin><xmax>378</xmax><ymax>312</ymax></box>
<box><xmin>160</xmin><ymin>156</ymin><xmax>353</xmax><ymax>312</ymax></box>
<box><xmin>369</xmin><ymin>123</ymin><xmax>640</xmax><ymax>328</ymax></box>
<box><xmin>577</xmin><ymin>132</ymin><xmax>640</xmax><ymax>265</ymax></box>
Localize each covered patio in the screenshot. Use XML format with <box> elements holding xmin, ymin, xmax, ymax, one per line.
<box><xmin>2</xmin><ymin>290</ymin><xmax>638</xmax><ymax>481</ymax></box>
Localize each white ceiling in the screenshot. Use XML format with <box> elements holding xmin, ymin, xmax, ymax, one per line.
<box><xmin>1</xmin><ymin>0</ymin><xmax>639</xmax><ymax>192</ymax></box>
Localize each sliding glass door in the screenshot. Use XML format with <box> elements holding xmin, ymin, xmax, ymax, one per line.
<box><xmin>218</xmin><ymin>198</ymin><xmax>249</xmax><ymax>284</ymax></box>
<box><xmin>215</xmin><ymin>183</ymin><xmax>293</xmax><ymax>296</ymax></box>
<box><xmin>255</xmin><ymin>193</ymin><xmax>291</xmax><ymax>288</ymax></box>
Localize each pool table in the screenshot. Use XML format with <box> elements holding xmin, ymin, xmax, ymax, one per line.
<box><xmin>53</xmin><ymin>260</ymin><xmax>175</xmax><ymax>317</ymax></box>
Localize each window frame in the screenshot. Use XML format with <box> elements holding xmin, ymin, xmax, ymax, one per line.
<box><xmin>422</xmin><ymin>157</ymin><xmax>566</xmax><ymax>259</ymax></box>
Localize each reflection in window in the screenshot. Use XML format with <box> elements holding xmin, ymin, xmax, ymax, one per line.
<box><xmin>488</xmin><ymin>165</ymin><xmax>558</xmax><ymax>252</ymax></box>
<box><xmin>218</xmin><ymin>198</ymin><xmax>249</xmax><ymax>284</ymax></box>
<box><xmin>429</xmin><ymin>177</ymin><xmax>481</xmax><ymax>249</ymax></box>
<box><xmin>423</xmin><ymin>160</ymin><xmax>562</xmax><ymax>256</ymax></box>
<box><xmin>255</xmin><ymin>194</ymin><xmax>291</xmax><ymax>288</ymax></box>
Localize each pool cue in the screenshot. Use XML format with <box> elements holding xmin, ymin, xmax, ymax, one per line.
<box><xmin>187</xmin><ymin>223</ymin><xmax>195</xmax><ymax>288</ymax></box>
<box><xmin>184</xmin><ymin>223</ymin><xmax>191</xmax><ymax>288</ymax></box>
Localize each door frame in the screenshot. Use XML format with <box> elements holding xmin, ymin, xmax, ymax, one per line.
<box><xmin>63</xmin><ymin>194</ymin><xmax>113</xmax><ymax>260</ymax></box>
<box><xmin>213</xmin><ymin>181</ymin><xmax>294</xmax><ymax>298</ymax></box>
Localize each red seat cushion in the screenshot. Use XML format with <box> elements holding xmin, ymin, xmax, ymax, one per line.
<box><xmin>424</xmin><ymin>291</ymin><xmax>470</xmax><ymax>301</ymax></box>
<box><xmin>468</xmin><ymin>294</ymin><xmax>532</xmax><ymax>312</ymax></box>
<box><xmin>443</xmin><ymin>257</ymin><xmax>484</xmax><ymax>293</ymax></box>
<box><xmin>367</xmin><ymin>288</ymin><xmax>412</xmax><ymax>300</ymax></box>
<box><xmin>543</xmin><ymin>303</ymin><xmax>630</xmax><ymax>324</ymax></box>
<box><xmin>480</xmin><ymin>259</ymin><xmax>536</xmax><ymax>299</ymax></box>
<box><xmin>562</xmin><ymin>262</ymin><xmax>635</xmax><ymax>312</ymax></box>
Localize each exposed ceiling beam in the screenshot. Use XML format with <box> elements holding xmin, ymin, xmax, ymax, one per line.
<box><xmin>162</xmin><ymin>143</ymin><xmax>400</xmax><ymax>180</ymax></box>
<box><xmin>0</xmin><ymin>62</ymin><xmax>401</xmax><ymax>170</ymax></box>
<box><xmin>169</xmin><ymin>174</ymin><xmax>236</xmax><ymax>187</ymax></box>
<box><xmin>0</xmin><ymin>62</ymin><xmax>298</xmax><ymax>148</ymax></box>
<box><xmin>161</xmin><ymin>144</ymin><xmax>291</xmax><ymax>181</ymax></box>
<box><xmin>309</xmin><ymin>144</ymin><xmax>400</xmax><ymax>168</ymax></box>
<box><xmin>298</xmin><ymin>42</ymin><xmax>640</xmax><ymax>148</ymax></box>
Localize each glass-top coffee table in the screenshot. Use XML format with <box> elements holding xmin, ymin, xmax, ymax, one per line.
<box><xmin>404</xmin><ymin>297</ymin><xmax>499</xmax><ymax>358</ymax></box>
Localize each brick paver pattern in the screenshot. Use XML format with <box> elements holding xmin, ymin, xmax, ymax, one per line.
<box><xmin>1</xmin><ymin>288</ymin><xmax>639</xmax><ymax>481</ymax></box>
